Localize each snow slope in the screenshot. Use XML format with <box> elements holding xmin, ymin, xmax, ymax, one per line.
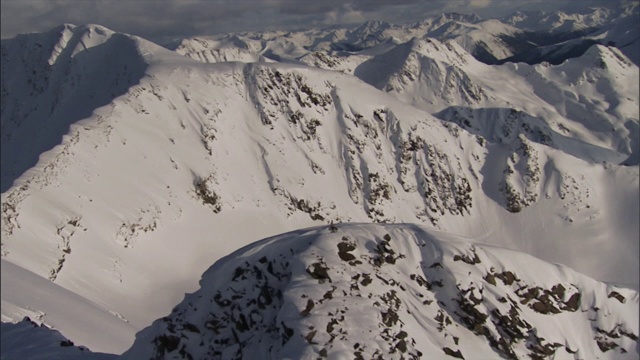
<box><xmin>122</xmin><ymin>223</ymin><xmax>639</xmax><ymax>359</ymax></box>
<box><xmin>1</xmin><ymin>260</ymin><xmax>137</xmax><ymax>353</ymax></box>
<box><xmin>0</xmin><ymin>317</ymin><xmax>117</xmax><ymax>360</ymax></box>
<box><xmin>173</xmin><ymin>12</ymin><xmax>638</xmax><ymax>162</ymax></box>
<box><xmin>355</xmin><ymin>37</ymin><xmax>638</xmax><ymax>160</ymax></box>
<box><xmin>0</xmin><ymin>9</ymin><xmax>638</xmax><ymax>356</ymax></box>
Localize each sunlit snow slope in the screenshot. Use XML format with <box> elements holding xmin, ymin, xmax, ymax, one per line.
<box><xmin>1</xmin><ymin>8</ymin><xmax>638</xmax><ymax>356</ymax></box>
<box><xmin>122</xmin><ymin>223</ymin><xmax>639</xmax><ymax>360</ymax></box>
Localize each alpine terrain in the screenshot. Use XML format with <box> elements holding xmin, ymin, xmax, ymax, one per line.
<box><xmin>1</xmin><ymin>3</ymin><xmax>638</xmax><ymax>359</ymax></box>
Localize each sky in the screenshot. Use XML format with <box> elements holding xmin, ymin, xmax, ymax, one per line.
<box><xmin>0</xmin><ymin>0</ymin><xmax>631</xmax><ymax>44</ymax></box>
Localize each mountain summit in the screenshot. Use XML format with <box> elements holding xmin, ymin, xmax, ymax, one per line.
<box><xmin>1</xmin><ymin>4</ymin><xmax>638</xmax><ymax>358</ymax></box>
<box><xmin>122</xmin><ymin>224</ymin><xmax>638</xmax><ymax>359</ymax></box>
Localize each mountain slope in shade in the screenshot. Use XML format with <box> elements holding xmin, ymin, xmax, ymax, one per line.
<box><xmin>0</xmin><ymin>24</ymin><xmax>149</xmax><ymax>192</ymax></box>
<box><xmin>0</xmin><ymin>317</ymin><xmax>117</xmax><ymax>360</ymax></box>
<box><xmin>122</xmin><ymin>223</ymin><xmax>639</xmax><ymax>360</ymax></box>
<box><xmin>499</xmin><ymin>10</ymin><xmax>640</xmax><ymax>67</ymax></box>
<box><xmin>1</xmin><ymin>20</ymin><xmax>638</xmax><ymax>355</ymax></box>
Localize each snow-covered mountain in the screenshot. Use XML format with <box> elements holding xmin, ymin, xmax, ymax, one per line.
<box><xmin>500</xmin><ymin>9</ymin><xmax>640</xmax><ymax>67</ymax></box>
<box><xmin>1</xmin><ymin>4</ymin><xmax>638</xmax><ymax>358</ymax></box>
<box><xmin>0</xmin><ymin>24</ymin><xmax>148</xmax><ymax>193</ymax></box>
<box><xmin>354</xmin><ymin>37</ymin><xmax>638</xmax><ymax>161</ymax></box>
<box><xmin>122</xmin><ymin>223</ymin><xmax>639</xmax><ymax>359</ymax></box>
<box><xmin>173</xmin><ymin>4</ymin><xmax>639</xmax><ymax>67</ymax></box>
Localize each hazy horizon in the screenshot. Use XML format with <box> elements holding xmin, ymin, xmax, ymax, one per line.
<box><xmin>1</xmin><ymin>0</ymin><xmax>631</xmax><ymax>44</ymax></box>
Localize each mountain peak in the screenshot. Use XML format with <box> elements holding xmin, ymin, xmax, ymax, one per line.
<box><xmin>436</xmin><ymin>12</ymin><xmax>482</xmax><ymax>24</ymax></box>
<box><xmin>1</xmin><ymin>11</ymin><xmax>638</xmax><ymax>357</ymax></box>
<box><xmin>0</xmin><ymin>23</ymin><xmax>150</xmax><ymax>192</ymax></box>
<box><xmin>578</xmin><ymin>43</ymin><xmax>635</xmax><ymax>70</ymax></box>
<box><xmin>122</xmin><ymin>223</ymin><xmax>639</xmax><ymax>360</ymax></box>
<box><xmin>354</xmin><ymin>19</ymin><xmax>392</xmax><ymax>32</ymax></box>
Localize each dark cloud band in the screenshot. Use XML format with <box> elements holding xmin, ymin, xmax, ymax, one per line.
<box><xmin>0</xmin><ymin>0</ymin><xmax>623</xmax><ymax>43</ymax></box>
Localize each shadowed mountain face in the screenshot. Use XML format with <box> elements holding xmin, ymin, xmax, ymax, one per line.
<box><xmin>0</xmin><ymin>4</ymin><xmax>638</xmax><ymax>357</ymax></box>
<box><xmin>1</xmin><ymin>318</ymin><xmax>117</xmax><ymax>360</ymax></box>
<box><xmin>0</xmin><ymin>24</ymin><xmax>147</xmax><ymax>192</ymax></box>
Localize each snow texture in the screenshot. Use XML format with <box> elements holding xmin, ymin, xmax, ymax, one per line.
<box><xmin>1</xmin><ymin>3</ymin><xmax>638</xmax><ymax>358</ymax></box>
<box><xmin>122</xmin><ymin>224</ymin><xmax>639</xmax><ymax>360</ymax></box>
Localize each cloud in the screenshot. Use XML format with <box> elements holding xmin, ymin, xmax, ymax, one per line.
<box><xmin>2</xmin><ymin>0</ymin><xmax>252</xmax><ymax>41</ymax></box>
<box><xmin>1</xmin><ymin>0</ymin><xmax>629</xmax><ymax>42</ymax></box>
<box><xmin>322</xmin><ymin>4</ymin><xmax>366</xmax><ymax>25</ymax></box>
<box><xmin>469</xmin><ymin>0</ymin><xmax>492</xmax><ymax>8</ymax></box>
<box><xmin>265</xmin><ymin>0</ymin><xmax>433</xmax><ymax>15</ymax></box>
<box><xmin>0</xmin><ymin>0</ymin><xmax>446</xmax><ymax>41</ymax></box>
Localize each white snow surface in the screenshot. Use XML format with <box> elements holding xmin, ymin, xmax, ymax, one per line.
<box><xmin>122</xmin><ymin>223</ymin><xmax>639</xmax><ymax>359</ymax></box>
<box><xmin>0</xmin><ymin>7</ymin><xmax>638</xmax><ymax>358</ymax></box>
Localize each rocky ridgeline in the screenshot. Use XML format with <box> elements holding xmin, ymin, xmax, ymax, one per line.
<box><xmin>246</xmin><ymin>67</ymin><xmax>475</xmax><ymax>224</ymax></box>
<box><xmin>122</xmin><ymin>224</ymin><xmax>638</xmax><ymax>360</ymax></box>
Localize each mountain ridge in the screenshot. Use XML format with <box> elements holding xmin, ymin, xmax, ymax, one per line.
<box><xmin>122</xmin><ymin>223</ymin><xmax>639</xmax><ymax>359</ymax></box>
<box><xmin>1</xmin><ymin>9</ymin><xmax>638</xmax><ymax>356</ymax></box>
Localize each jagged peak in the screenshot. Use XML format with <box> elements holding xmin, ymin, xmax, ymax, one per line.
<box><xmin>409</xmin><ymin>12</ymin><xmax>481</xmax><ymax>31</ymax></box>
<box><xmin>502</xmin><ymin>6</ymin><xmax>616</xmax><ymax>33</ymax></box>
<box><xmin>578</xmin><ymin>43</ymin><xmax>636</xmax><ymax>69</ymax></box>
<box><xmin>11</xmin><ymin>23</ymin><xmax>184</xmax><ymax>67</ymax></box>
<box><xmin>0</xmin><ymin>23</ymin><xmax>123</xmax><ymax>67</ymax></box>
<box><xmin>428</xmin><ymin>19</ymin><xmax>477</xmax><ymax>34</ymax></box>
<box><xmin>50</xmin><ymin>23</ymin><xmax>117</xmax><ymax>40</ymax></box>
<box><xmin>352</xmin><ymin>19</ymin><xmax>392</xmax><ymax>34</ymax></box>
<box><xmin>353</xmin><ymin>35</ymin><xmax>477</xmax><ymax>91</ymax></box>
<box><xmin>406</xmin><ymin>37</ymin><xmax>474</xmax><ymax>65</ymax></box>
<box><xmin>175</xmin><ymin>34</ymin><xmax>253</xmax><ymax>58</ymax></box>
<box><xmin>434</xmin><ymin>12</ymin><xmax>482</xmax><ymax>25</ymax></box>
<box><xmin>39</xmin><ymin>23</ymin><xmax>121</xmax><ymax>65</ymax></box>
